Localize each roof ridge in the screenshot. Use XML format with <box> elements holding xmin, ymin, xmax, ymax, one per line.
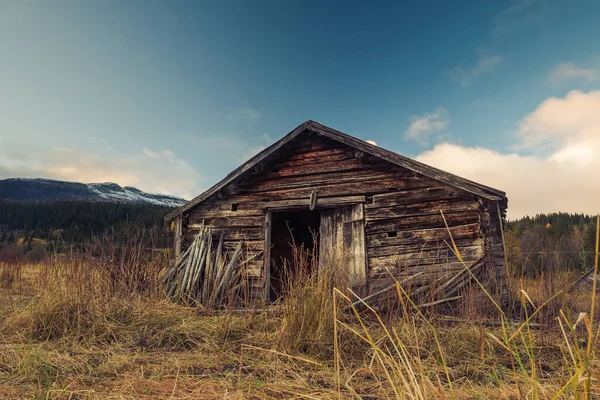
<box><xmin>305</xmin><ymin>120</ymin><xmax>505</xmax><ymax>197</ymax></box>
<box><xmin>165</xmin><ymin>120</ymin><xmax>506</xmax><ymax>222</ymax></box>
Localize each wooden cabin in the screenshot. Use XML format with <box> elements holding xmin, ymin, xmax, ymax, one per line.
<box><xmin>165</xmin><ymin>121</ymin><xmax>508</xmax><ymax>306</ymax></box>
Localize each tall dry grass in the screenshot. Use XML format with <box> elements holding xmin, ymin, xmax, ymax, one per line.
<box><xmin>278</xmin><ymin>242</ymin><xmax>337</xmax><ymax>355</ymax></box>
<box><xmin>0</xmin><ymin>218</ymin><xmax>599</xmax><ymax>399</ymax></box>
<box><xmin>320</xmin><ymin>214</ymin><xmax>600</xmax><ymax>399</ymax></box>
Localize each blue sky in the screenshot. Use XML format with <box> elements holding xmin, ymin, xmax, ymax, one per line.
<box><xmin>1</xmin><ymin>0</ymin><xmax>600</xmax><ymax>217</ymax></box>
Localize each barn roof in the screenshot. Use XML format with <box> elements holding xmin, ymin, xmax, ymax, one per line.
<box><xmin>165</xmin><ymin>120</ymin><xmax>507</xmax><ymax>222</ymax></box>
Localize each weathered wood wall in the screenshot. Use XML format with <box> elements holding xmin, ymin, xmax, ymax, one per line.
<box><xmin>484</xmin><ymin>198</ymin><xmax>509</xmax><ymax>305</ymax></box>
<box><xmin>179</xmin><ymin>132</ymin><xmax>505</xmax><ymax>302</ymax></box>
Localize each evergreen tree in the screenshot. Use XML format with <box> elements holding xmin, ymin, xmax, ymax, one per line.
<box><xmin>583</xmin><ymin>221</ymin><xmax>599</xmax><ymax>269</ymax></box>
<box><xmin>0</xmin><ymin>200</ymin><xmax>172</xmax><ymax>243</ymax></box>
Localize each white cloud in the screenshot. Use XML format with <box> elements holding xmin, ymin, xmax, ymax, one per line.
<box><xmin>516</xmin><ymin>90</ymin><xmax>600</xmax><ymax>148</ymax></box>
<box><xmin>404</xmin><ymin>107</ymin><xmax>450</xmax><ymax>145</ymax></box>
<box><xmin>365</xmin><ymin>140</ymin><xmax>378</xmax><ymax>146</ymax></box>
<box><xmin>492</xmin><ymin>0</ymin><xmax>549</xmax><ymax>37</ymax></box>
<box><xmin>229</xmin><ymin>107</ymin><xmax>262</xmax><ymax>122</ymax></box>
<box><xmin>415</xmin><ymin>90</ymin><xmax>600</xmax><ymax>219</ymax></box>
<box><xmin>0</xmin><ymin>143</ymin><xmax>202</xmax><ymax>199</ymax></box>
<box><xmin>142</xmin><ymin>148</ymin><xmax>176</xmax><ymax>159</ymax></box>
<box><xmin>548</xmin><ymin>62</ymin><xmax>597</xmax><ymax>83</ymax></box>
<box><xmin>452</xmin><ymin>55</ymin><xmax>502</xmax><ymax>87</ymax></box>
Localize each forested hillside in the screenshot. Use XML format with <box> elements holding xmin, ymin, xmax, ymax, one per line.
<box><xmin>1</xmin><ymin>200</ymin><xmax>598</xmax><ymax>276</ymax></box>
<box><xmin>505</xmin><ymin>213</ymin><xmax>598</xmax><ymax>276</ymax></box>
<box><xmin>0</xmin><ymin>200</ymin><xmax>172</xmax><ymax>243</ymax></box>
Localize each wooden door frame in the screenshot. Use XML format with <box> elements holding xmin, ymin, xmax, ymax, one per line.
<box><xmin>262</xmin><ymin>203</ymin><xmax>368</xmax><ymax>302</ymax></box>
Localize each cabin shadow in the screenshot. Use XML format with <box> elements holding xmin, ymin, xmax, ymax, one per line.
<box><xmin>269</xmin><ymin>210</ymin><xmax>320</xmax><ymax>302</ymax></box>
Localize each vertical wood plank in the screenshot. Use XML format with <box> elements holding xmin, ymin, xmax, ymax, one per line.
<box><xmin>351</xmin><ymin>204</ymin><xmax>367</xmax><ymax>289</ymax></box>
<box><xmin>319</xmin><ymin>205</ymin><xmax>367</xmax><ymax>292</ymax></box>
<box><xmin>495</xmin><ymin>201</ymin><xmax>509</xmax><ymax>309</ymax></box>
<box><xmin>263</xmin><ymin>211</ymin><xmax>272</xmax><ymax>303</ymax></box>
<box><xmin>174</xmin><ymin>216</ymin><xmax>182</xmax><ymax>258</ymax></box>
<box><xmin>319</xmin><ymin>209</ymin><xmax>334</xmax><ymax>269</ymax></box>
<box><xmin>335</xmin><ymin>208</ymin><xmax>346</xmax><ymax>270</ymax></box>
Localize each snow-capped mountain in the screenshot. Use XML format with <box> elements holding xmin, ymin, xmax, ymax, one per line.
<box><xmin>0</xmin><ymin>178</ymin><xmax>187</xmax><ymax>207</ymax></box>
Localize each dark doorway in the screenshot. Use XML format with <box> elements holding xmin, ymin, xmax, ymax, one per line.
<box><xmin>269</xmin><ymin>210</ymin><xmax>320</xmax><ymax>301</ymax></box>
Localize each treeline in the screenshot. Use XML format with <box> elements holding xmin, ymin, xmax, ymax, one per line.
<box><xmin>0</xmin><ymin>200</ymin><xmax>172</xmax><ymax>243</ymax></box>
<box><xmin>505</xmin><ymin>212</ymin><xmax>599</xmax><ymax>276</ymax></box>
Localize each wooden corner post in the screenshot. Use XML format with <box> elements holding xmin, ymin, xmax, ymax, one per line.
<box><xmin>263</xmin><ymin>210</ymin><xmax>272</xmax><ymax>304</ymax></box>
<box><xmin>174</xmin><ymin>215</ymin><xmax>182</xmax><ymax>258</ymax></box>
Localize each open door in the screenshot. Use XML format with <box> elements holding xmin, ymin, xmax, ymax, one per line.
<box><xmin>266</xmin><ymin>209</ymin><xmax>321</xmax><ymax>302</ymax></box>
<box><xmin>319</xmin><ymin>204</ymin><xmax>367</xmax><ymax>292</ymax></box>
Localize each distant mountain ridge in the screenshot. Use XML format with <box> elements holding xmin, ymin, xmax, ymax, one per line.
<box><xmin>0</xmin><ymin>178</ymin><xmax>187</xmax><ymax>207</ymax></box>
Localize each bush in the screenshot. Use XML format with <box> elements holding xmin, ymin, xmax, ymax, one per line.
<box><xmin>25</xmin><ymin>245</ymin><xmax>46</xmax><ymax>263</ymax></box>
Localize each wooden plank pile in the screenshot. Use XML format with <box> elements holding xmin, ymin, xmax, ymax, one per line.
<box><xmin>570</xmin><ymin>265</ymin><xmax>600</xmax><ymax>291</ymax></box>
<box><xmin>350</xmin><ymin>257</ymin><xmax>485</xmax><ymax>310</ymax></box>
<box><xmin>161</xmin><ymin>223</ymin><xmax>247</xmax><ymax>307</ymax></box>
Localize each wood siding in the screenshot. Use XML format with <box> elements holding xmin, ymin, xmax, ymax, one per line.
<box><xmin>179</xmin><ymin>132</ymin><xmax>501</xmax><ymax>302</ymax></box>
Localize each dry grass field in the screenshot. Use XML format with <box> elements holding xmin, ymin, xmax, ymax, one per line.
<box><xmin>0</xmin><ymin>244</ymin><xmax>599</xmax><ymax>399</ymax></box>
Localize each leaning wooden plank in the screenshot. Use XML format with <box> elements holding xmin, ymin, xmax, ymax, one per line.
<box><xmin>444</xmin><ymin>265</ymin><xmax>485</xmax><ymax>299</ymax></box>
<box><xmin>349</xmin><ymin>272</ymin><xmax>425</xmax><ymax>309</ymax></box>
<box><xmin>202</xmin><ymin>234</ymin><xmax>214</xmax><ymax>302</ymax></box>
<box><xmin>419</xmin><ymin>296</ymin><xmax>462</xmax><ymax>309</ymax></box>
<box><xmin>229</xmin><ymin>279</ymin><xmax>246</xmax><ymax>295</ymax></box>
<box><xmin>209</xmin><ymin>232</ymin><xmax>226</xmax><ymax>301</ymax></box>
<box><xmin>220</xmin><ymin>243</ymin><xmax>243</xmax><ymax>294</ymax></box>
<box><xmin>570</xmin><ymin>266</ymin><xmax>597</xmax><ymax>291</ymax></box>
<box><xmin>216</xmin><ymin>241</ymin><xmax>243</xmax><ymax>300</ymax></box>
<box><xmin>208</xmin><ymin>237</ymin><xmax>229</xmax><ymax>306</ymax></box>
<box><xmin>181</xmin><ymin>249</ymin><xmax>196</xmax><ymax>297</ymax></box>
<box><xmin>190</xmin><ymin>239</ymin><xmax>209</xmax><ymax>300</ymax></box>
<box><xmin>185</xmin><ymin>230</ymin><xmax>205</xmax><ymax>291</ymax></box>
<box><xmin>214</xmin><ymin>231</ymin><xmax>225</xmax><ymax>267</ymax></box>
<box><xmin>227</xmin><ymin>266</ymin><xmax>245</xmax><ymax>299</ymax></box>
<box><xmin>183</xmin><ymin>228</ymin><xmax>205</xmax><ymax>297</ymax></box>
<box><xmin>186</xmin><ymin>235</ymin><xmax>206</xmax><ymax>294</ymax></box>
<box><xmin>174</xmin><ymin>241</ymin><xmax>195</xmax><ymax>270</ymax></box>
<box><xmin>167</xmin><ymin>258</ymin><xmax>188</xmax><ymax>298</ymax></box>
<box><xmin>187</xmin><ymin>233</ymin><xmax>207</xmax><ymax>295</ymax></box>
<box><xmin>179</xmin><ymin>240</ymin><xmax>198</xmax><ymax>297</ymax></box>
<box><xmin>159</xmin><ymin>264</ymin><xmax>177</xmax><ymax>286</ymax></box>
<box><xmin>212</xmin><ymin>233</ymin><xmax>227</xmax><ymax>292</ymax></box>
<box><xmin>166</xmin><ymin>258</ymin><xmax>185</xmax><ymax>295</ymax></box>
<box><xmin>409</xmin><ymin>271</ymin><xmax>452</xmax><ymax>298</ymax></box>
<box><xmin>430</xmin><ymin>258</ymin><xmax>484</xmax><ymax>300</ymax></box>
